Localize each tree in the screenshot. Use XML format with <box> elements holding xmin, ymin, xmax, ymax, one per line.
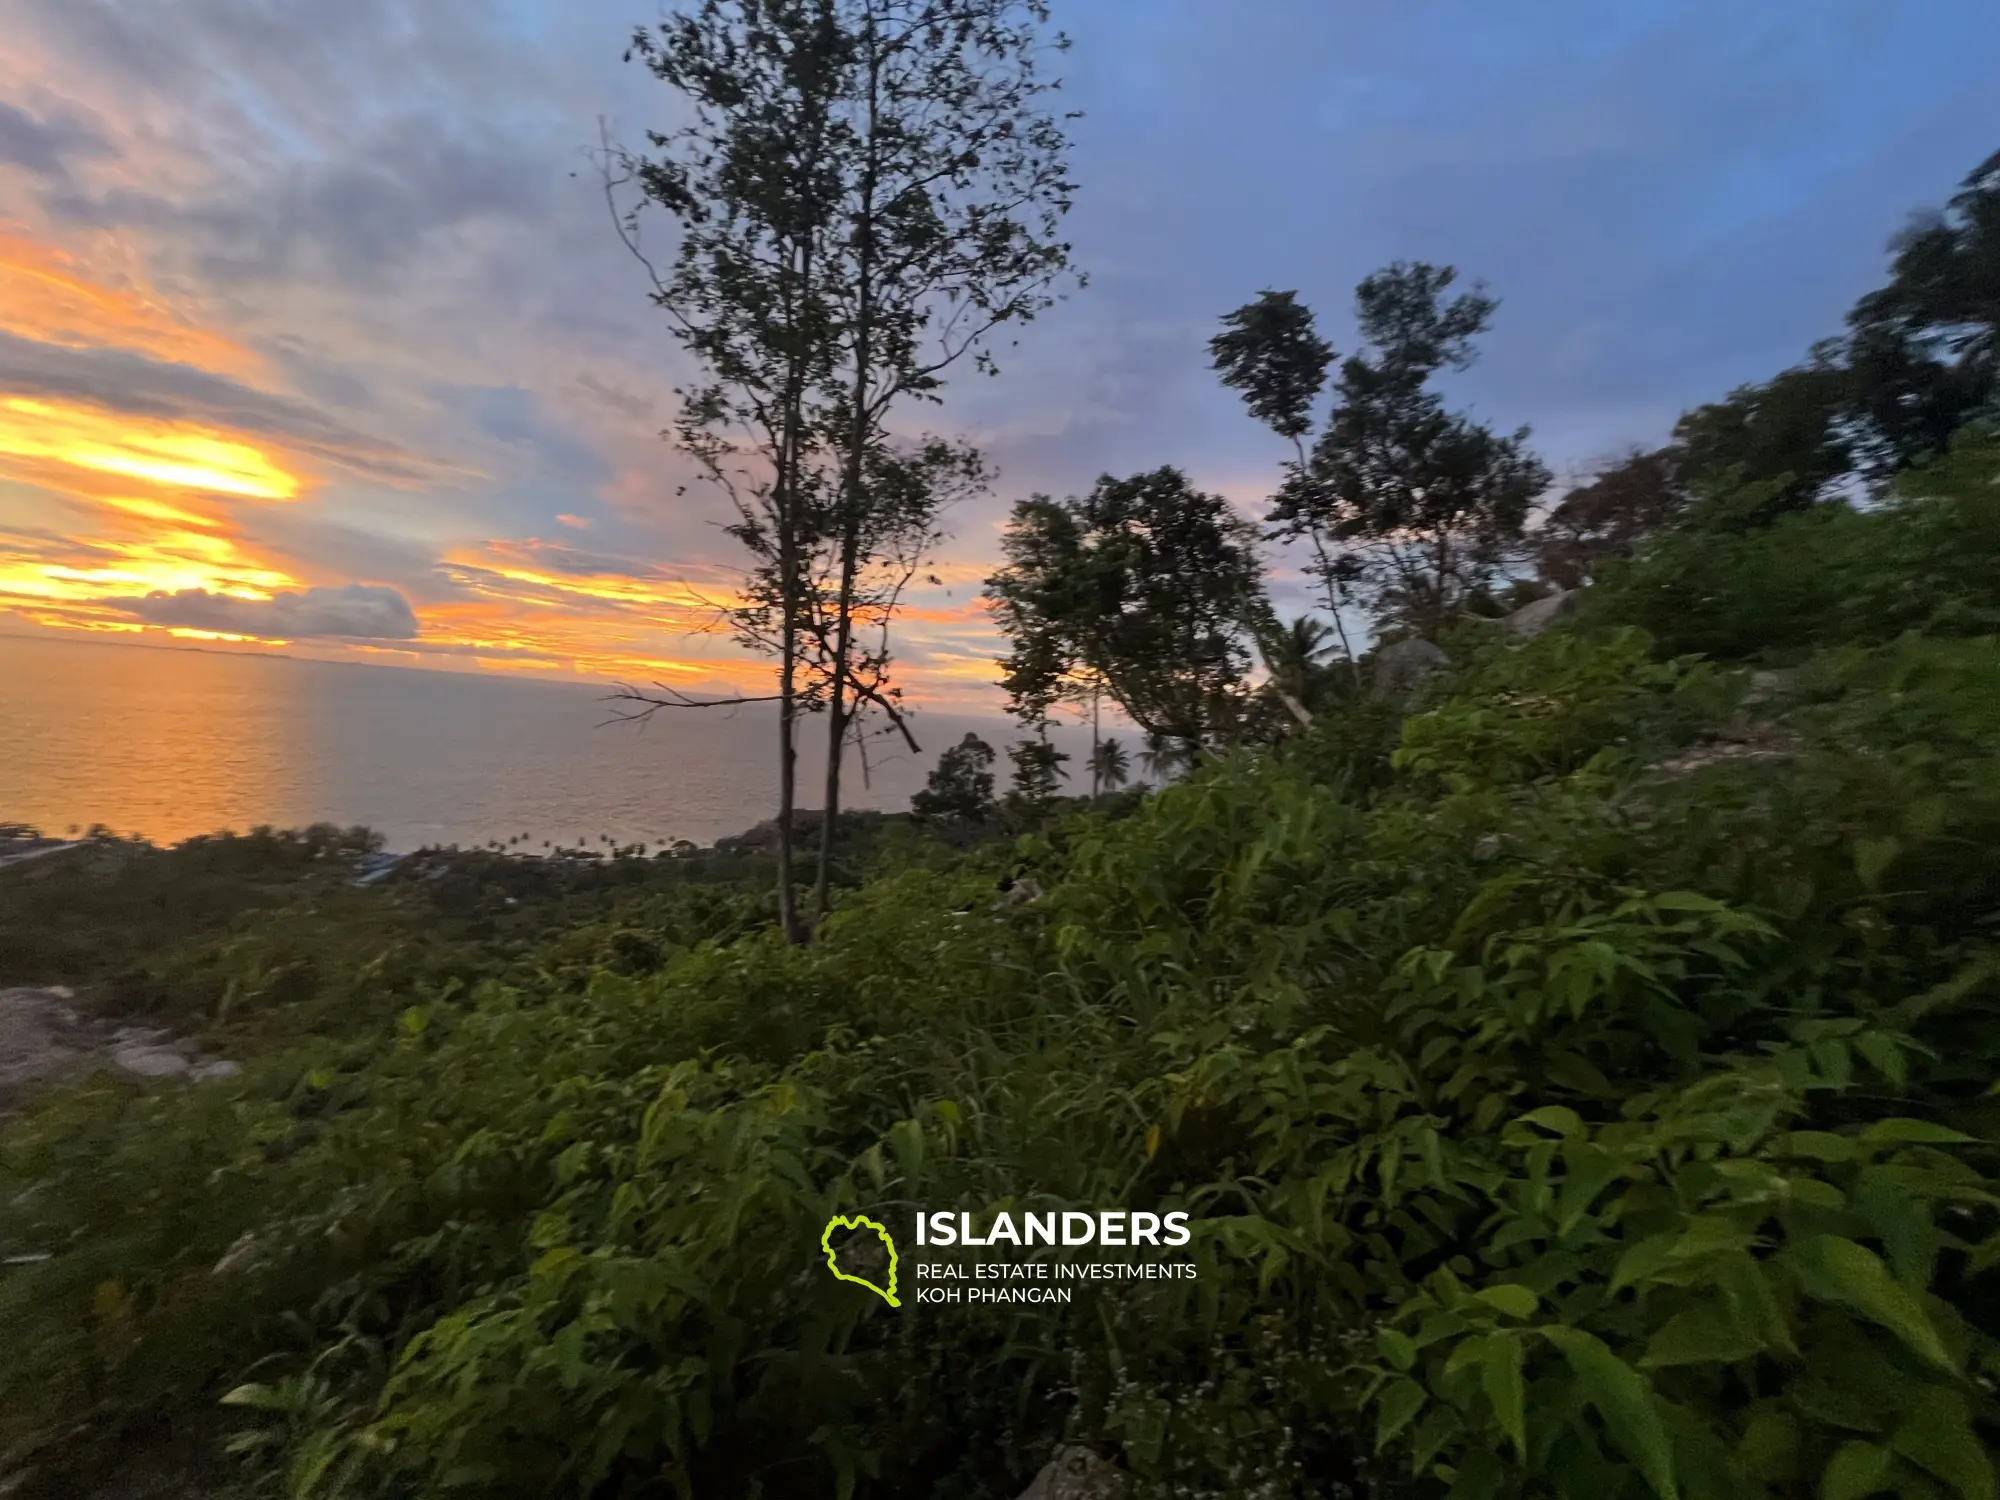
<box><xmin>987</xmin><ymin>467</ymin><xmax>1271</xmax><ymax>755</ymax></box>
<box><xmin>1211</xmin><ymin>289</ymin><xmax>1335</xmax><ymax>455</ymax></box>
<box><xmin>1534</xmin><ymin>447</ymin><xmax>1688</xmax><ymax>589</ymax></box>
<box><xmin>807</xmin><ymin>0</ymin><xmax>1079</xmax><ymax>920</ymax></box>
<box><xmin>1211</xmin><ymin>290</ymin><xmax>1361</xmax><ymax>681</ymax></box>
<box><xmin>1004</xmin><ymin>736</ymin><xmax>1068</xmax><ymax>815</ymax></box>
<box><xmin>1137</xmin><ymin>728</ymin><xmax>1194</xmax><ymax>784</ymax></box>
<box><xmin>603</xmin><ymin>0</ymin><xmax>853</xmax><ymax>944</ymax></box>
<box><xmin>1087</xmin><ymin>736</ymin><xmax>1129</xmax><ymax>797</ymax></box>
<box><xmin>1251</xmin><ymin>264</ymin><xmax>1550</xmax><ymax>640</ymax></box>
<box><xmin>1664</xmin><ymin>146</ymin><xmax>2000</xmax><ymax>513</ymax></box>
<box><xmin>910</xmin><ymin>731</ymin><xmax>998</xmax><ymax>820</ymax></box>
<box><xmin>1842</xmin><ymin>147</ymin><xmax>2000</xmax><ymax>480</ymax></box>
<box><xmin>1254</xmin><ymin>614</ymin><xmax>1345</xmax><ymax>728</ymax></box>
<box><xmin>1671</xmin><ymin>357</ymin><xmax>1852</xmax><ymax>515</ymax></box>
<box><xmin>603</xmin><ymin>0</ymin><xmax>1078</xmax><ymax>939</ymax></box>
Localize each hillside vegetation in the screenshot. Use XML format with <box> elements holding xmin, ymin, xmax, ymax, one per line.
<box><xmin>3</xmin><ymin>428</ymin><xmax>1999</xmax><ymax>1500</ymax></box>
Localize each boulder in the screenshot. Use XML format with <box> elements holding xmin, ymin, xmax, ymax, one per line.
<box><xmin>112</xmin><ymin>1046</ymin><xmax>192</xmax><ymax>1078</ymax></box>
<box><xmin>1017</xmin><ymin>1447</ymin><xmax>1125</xmax><ymax>1500</ymax></box>
<box><xmin>1501</xmin><ymin>589</ymin><xmax>1575</xmax><ymax>638</ymax></box>
<box><xmin>1371</xmin><ymin>637</ymin><xmax>1450</xmax><ymax>699</ymax></box>
<box><xmin>1743</xmin><ymin>668</ymin><xmax>1799</xmax><ymax>706</ymax></box>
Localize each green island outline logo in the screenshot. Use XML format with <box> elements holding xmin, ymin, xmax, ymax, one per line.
<box><xmin>820</xmin><ymin>1214</ymin><xmax>901</xmax><ymax>1307</ymax></box>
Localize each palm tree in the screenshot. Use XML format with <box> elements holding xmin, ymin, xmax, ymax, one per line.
<box><xmin>1256</xmin><ymin>615</ymin><xmax>1341</xmax><ymax>726</ymax></box>
<box><xmin>1138</xmin><ymin>729</ymin><xmax>1194</xmax><ymax>784</ymax></box>
<box><xmin>1089</xmin><ymin>738</ymin><xmax>1130</xmax><ymax>797</ymax></box>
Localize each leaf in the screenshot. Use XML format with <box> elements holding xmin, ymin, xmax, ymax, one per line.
<box><xmin>1854</xmin><ymin>1032</ymin><xmax>1909</xmax><ymax>1087</ymax></box>
<box><xmin>1517</xmin><ymin>1105</ymin><xmax>1585</xmax><ymax>1139</ymax></box>
<box><xmin>1821</xmin><ymin>1440</ymin><xmax>1892</xmax><ymax>1500</ymax></box>
<box><xmin>1378</xmin><ymin>1327</ymin><xmax>1418</xmax><ymax>1372</ymax></box>
<box><xmin>1556</xmin><ymin>1143</ymin><xmax>1626</xmax><ymax>1235</ymax></box>
<box><xmin>1650</xmin><ymin>891</ymin><xmax>1730</xmax><ymax>912</ymax></box>
<box><xmin>1481</xmin><ymin>1331</ymin><xmax>1527</xmax><ymax>1460</ymax></box>
<box><xmin>1374</xmin><ymin>1377</ymin><xmax>1427</xmax><ymax>1452</ymax></box>
<box><xmin>1858</xmin><ymin>1119</ymin><xmax>1975</xmax><ymax>1147</ymax></box>
<box><xmin>1639</xmin><ymin>1297</ymin><xmax>1762</xmax><ymax>1367</ymax></box>
<box><xmin>1787</xmin><ymin>1131</ymin><xmax>1857</xmax><ymax>1163</ymax></box>
<box><xmin>1854</xmin><ymin>838</ymin><xmax>1900</xmax><ymax>892</ymax></box>
<box><xmin>220</xmin><ymin>1382</ymin><xmax>287</xmax><ymax>1411</ymax></box>
<box><xmin>1473</xmin><ymin>1284</ymin><xmax>1540</xmax><ymax>1320</ymax></box>
<box><xmin>1893</xmin><ymin>1388</ymin><xmax>1995</xmax><ymax>1500</ymax></box>
<box><xmin>1787</xmin><ymin>1235</ymin><xmax>1955</xmax><ymax>1372</ymax></box>
<box><xmin>1447</xmin><ymin>1449</ymin><xmax>1507</xmax><ymax>1500</ymax></box>
<box><xmin>1545</xmin><ymin>1326</ymin><xmax>1679</xmax><ymax>1500</ymax></box>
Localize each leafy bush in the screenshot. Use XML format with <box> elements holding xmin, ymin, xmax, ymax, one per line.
<box><xmin>1578</xmin><ymin>426</ymin><xmax>2000</xmax><ymax>662</ymax></box>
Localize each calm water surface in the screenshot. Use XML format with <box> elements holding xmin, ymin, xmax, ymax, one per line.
<box><xmin>0</xmin><ymin>634</ymin><xmax>1086</xmax><ymax>851</ymax></box>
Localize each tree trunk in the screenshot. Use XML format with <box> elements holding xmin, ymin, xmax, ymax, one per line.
<box><xmin>1293</xmin><ymin>437</ymin><xmax>1362</xmax><ymax>689</ymax></box>
<box><xmin>774</xmin><ymin>235</ymin><xmax>817</xmax><ymax>946</ymax></box>
<box><xmin>813</xmin><ymin>15</ymin><xmax>881</xmax><ymax>922</ymax></box>
<box><xmin>1090</xmin><ymin>685</ymin><xmax>1101</xmax><ymax>799</ymax></box>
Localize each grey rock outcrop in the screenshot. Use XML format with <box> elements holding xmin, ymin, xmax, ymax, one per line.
<box><xmin>1501</xmin><ymin>589</ymin><xmax>1575</xmax><ymax>638</ymax></box>
<box><xmin>1017</xmin><ymin>1447</ymin><xmax>1125</xmax><ymax>1500</ymax></box>
<box><xmin>0</xmin><ymin>989</ymin><xmax>241</xmax><ymax>1107</ymax></box>
<box><xmin>1371</xmin><ymin>637</ymin><xmax>1450</xmax><ymax>699</ymax></box>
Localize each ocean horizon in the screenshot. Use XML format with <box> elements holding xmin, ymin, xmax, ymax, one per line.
<box><xmin>0</xmin><ymin>632</ymin><xmax>1101</xmax><ymax>853</ymax></box>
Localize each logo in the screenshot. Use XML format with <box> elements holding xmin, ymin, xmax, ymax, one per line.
<box><xmin>820</xmin><ymin>1214</ymin><xmax>901</xmax><ymax>1307</ymax></box>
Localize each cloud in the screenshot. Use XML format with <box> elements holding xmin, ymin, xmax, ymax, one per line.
<box><xmin>181</xmin><ymin>115</ymin><xmax>558</xmax><ymax>289</ymax></box>
<box><xmin>122</xmin><ymin>583</ymin><xmax>420</xmax><ymax>639</ymax></box>
<box><xmin>0</xmin><ymin>99</ymin><xmax>107</xmax><ymax>181</ymax></box>
<box><xmin>0</xmin><ymin>329</ymin><xmax>457</xmax><ymax>487</ymax></box>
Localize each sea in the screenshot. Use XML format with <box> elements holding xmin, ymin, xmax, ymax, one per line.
<box><xmin>0</xmin><ymin>633</ymin><xmax>1096</xmax><ymax>853</ymax></box>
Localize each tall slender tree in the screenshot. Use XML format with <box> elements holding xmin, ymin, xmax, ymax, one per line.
<box><xmin>1210</xmin><ymin>290</ymin><xmax>1362</xmax><ymax>682</ymax></box>
<box><xmin>808</xmin><ymin>0</ymin><xmax>1079</xmax><ymax>919</ymax></box>
<box><xmin>1302</xmin><ymin>264</ymin><xmax>1550</xmax><ymax>638</ymax></box>
<box><xmin>605</xmin><ymin>0</ymin><xmax>1078</xmax><ymax>937</ymax></box>
<box><xmin>603</xmin><ymin>1</ymin><xmax>852</xmax><ymax>943</ymax></box>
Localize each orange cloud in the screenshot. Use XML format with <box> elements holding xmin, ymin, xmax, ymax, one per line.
<box><xmin>0</xmin><ymin>226</ymin><xmax>1007</xmax><ymax>707</ymax></box>
<box><xmin>0</xmin><ymin>233</ymin><xmax>266</xmax><ymax>382</ymax></box>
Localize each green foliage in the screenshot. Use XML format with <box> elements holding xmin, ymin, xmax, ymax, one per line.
<box><xmin>987</xmin><ymin>468</ymin><xmax>1271</xmax><ymax>746</ymax></box>
<box><xmin>1255</xmin><ymin>262</ymin><xmax>1552</xmax><ymax>638</ymax></box>
<box><xmin>8</xmin><ymin>425</ymin><xmax>2000</xmax><ymax>1500</ymax></box>
<box><xmin>1579</xmin><ymin>426</ymin><xmax>2000</xmax><ymax>662</ymax></box>
<box><xmin>912</xmin><ymin>732</ymin><xmax>1001</xmax><ymax>823</ymax></box>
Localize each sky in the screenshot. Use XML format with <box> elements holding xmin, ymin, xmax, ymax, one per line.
<box><xmin>1</xmin><ymin>0</ymin><xmax>1996</xmax><ymax>707</ymax></box>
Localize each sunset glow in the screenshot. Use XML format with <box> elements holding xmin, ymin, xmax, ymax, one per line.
<box><xmin>0</xmin><ymin>397</ymin><xmax>302</xmax><ymax>499</ymax></box>
<box><xmin>0</xmin><ymin>213</ymin><xmax>1004</xmax><ymax>702</ymax></box>
<box><xmin>0</xmin><ymin>235</ymin><xmax>268</xmax><ymax>381</ymax></box>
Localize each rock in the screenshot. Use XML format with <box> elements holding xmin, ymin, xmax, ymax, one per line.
<box><xmin>1003</xmin><ymin>878</ymin><xmax>1044</xmax><ymax>906</ymax></box>
<box><xmin>113</xmin><ymin>1046</ymin><xmax>192</xmax><ymax>1078</ymax></box>
<box><xmin>1649</xmin><ymin>721</ymin><xmax>1800</xmax><ymax>776</ymax></box>
<box><xmin>1743</xmin><ymin>668</ymin><xmax>1799</xmax><ymax>706</ymax></box>
<box><xmin>1501</xmin><ymin>589</ymin><xmax>1575</xmax><ymax>638</ymax></box>
<box><xmin>0</xmin><ymin>987</ymin><xmax>93</xmax><ymax>1104</ymax></box>
<box><xmin>2</xmin><ymin>987</ymin><xmax>236</xmax><ymax>1104</ymax></box>
<box><xmin>1371</xmin><ymin>637</ymin><xmax>1450</xmax><ymax>699</ymax></box>
<box><xmin>1017</xmin><ymin>1447</ymin><xmax>1125</xmax><ymax>1500</ymax></box>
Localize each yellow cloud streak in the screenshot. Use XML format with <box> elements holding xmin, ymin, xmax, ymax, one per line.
<box><xmin>0</xmin><ymin>396</ymin><xmax>303</xmax><ymax>499</ymax></box>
